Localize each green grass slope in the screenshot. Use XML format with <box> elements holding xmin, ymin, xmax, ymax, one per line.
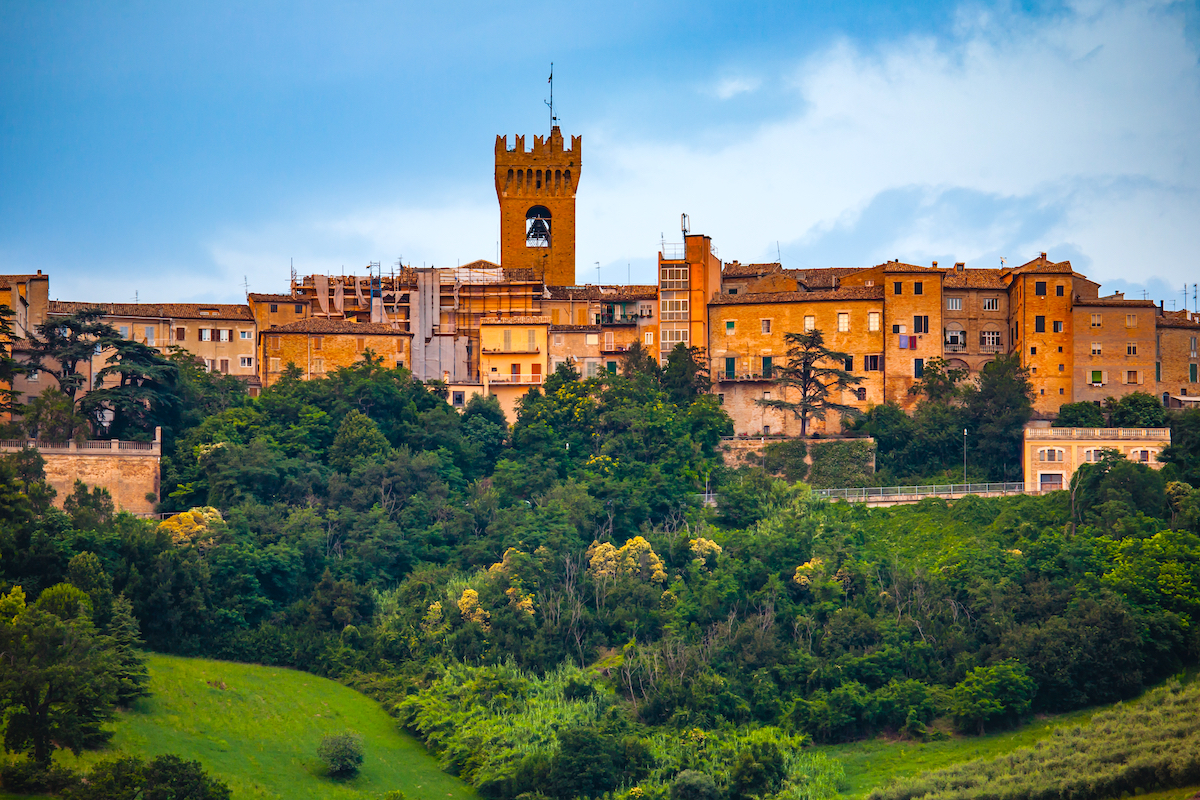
<box><xmin>59</xmin><ymin>653</ymin><xmax>475</xmax><ymax>800</ymax></box>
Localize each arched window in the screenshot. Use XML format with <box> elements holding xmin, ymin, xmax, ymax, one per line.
<box><xmin>1037</xmin><ymin>448</ymin><xmax>1065</xmax><ymax>462</ymax></box>
<box><xmin>526</xmin><ymin>206</ymin><xmax>551</xmax><ymax>248</ymax></box>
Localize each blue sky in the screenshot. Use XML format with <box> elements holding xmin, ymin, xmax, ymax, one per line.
<box><xmin>2</xmin><ymin>0</ymin><xmax>1198</xmax><ymax>307</ymax></box>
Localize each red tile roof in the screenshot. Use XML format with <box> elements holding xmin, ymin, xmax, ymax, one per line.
<box><xmin>944</xmin><ymin>268</ymin><xmax>1007</xmax><ymax>289</ymax></box>
<box><xmin>546</xmin><ymin>285</ymin><xmax>658</xmax><ymax>301</ymax></box>
<box><xmin>49</xmin><ymin>300</ymin><xmax>253</xmax><ymax>321</ymax></box>
<box><xmin>709</xmin><ymin>286</ymin><xmax>885</xmax><ymax>305</ymax></box>
<box><xmin>268</xmin><ymin>318</ymin><xmax>410</xmax><ymax>335</ymax></box>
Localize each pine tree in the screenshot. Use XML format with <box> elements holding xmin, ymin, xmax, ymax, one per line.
<box><xmin>107</xmin><ymin>594</ymin><xmax>150</xmax><ymax>706</ymax></box>
<box><xmin>759</xmin><ymin>329</ymin><xmax>863</xmax><ymax>436</ymax></box>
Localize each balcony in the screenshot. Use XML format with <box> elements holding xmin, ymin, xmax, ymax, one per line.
<box><xmin>481</xmin><ymin>346</ymin><xmax>541</xmax><ymax>355</ymax></box>
<box><xmin>944</xmin><ymin>342</ymin><xmax>967</xmax><ymax>353</ymax></box>
<box><xmin>600</xmin><ymin>314</ymin><xmax>640</xmax><ymax>325</ymax></box>
<box><xmin>660</xmin><ymin>243</ymin><xmax>685</xmax><ymax>260</ymax></box>
<box><xmin>487</xmin><ymin>373</ymin><xmax>545</xmax><ymax>385</ymax></box>
<box><xmin>979</xmin><ymin>344</ymin><xmax>1005</xmax><ymax>354</ymax></box>
<box><xmin>717</xmin><ymin>373</ymin><xmax>773</xmax><ymax>383</ymax></box>
<box><xmin>601</xmin><ymin>344</ymin><xmax>631</xmax><ymax>355</ymax></box>
<box><xmin>1024</xmin><ymin>427</ymin><xmax>1171</xmax><ymax>440</ymax></box>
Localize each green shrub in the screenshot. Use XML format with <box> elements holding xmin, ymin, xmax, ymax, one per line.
<box><xmin>670</xmin><ymin>770</ymin><xmax>718</xmax><ymax>800</ymax></box>
<box><xmin>807</xmin><ymin>440</ymin><xmax>874</xmax><ymax>488</ymax></box>
<box><xmin>318</xmin><ymin>731</ymin><xmax>365</xmax><ymax>777</ymax></box>
<box><xmin>763</xmin><ymin>439</ymin><xmax>808</xmax><ymax>482</ymax></box>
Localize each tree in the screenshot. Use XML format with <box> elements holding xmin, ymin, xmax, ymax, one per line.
<box><xmin>70</xmin><ymin>754</ymin><xmax>231</xmax><ymax>800</ymax></box>
<box><xmin>661</xmin><ymin>343</ymin><xmax>711</xmax><ymax>406</ymax></box>
<box><xmin>907</xmin><ymin>357</ymin><xmax>967</xmax><ymax>405</ymax></box>
<box><xmin>107</xmin><ymin>595</ymin><xmax>150</xmax><ymax>706</ymax></box>
<box><xmin>1054</xmin><ymin>401</ymin><xmax>1105</xmax><ymax>428</ymax></box>
<box><xmin>0</xmin><ymin>304</ymin><xmax>27</xmax><ymax>417</ymax></box>
<box><xmin>1106</xmin><ymin>391</ymin><xmax>1167</xmax><ymax>428</ymax></box>
<box><xmin>328</xmin><ymin>410</ymin><xmax>391</xmax><ymax>472</ymax></box>
<box><xmin>619</xmin><ymin>339</ymin><xmax>661</xmax><ymax>381</ymax></box>
<box><xmin>317</xmin><ymin>731</ymin><xmax>364</xmax><ymax>777</ymax></box>
<box><xmin>671</xmin><ymin>770</ymin><xmax>719</xmax><ymax>800</ymax></box>
<box><xmin>83</xmin><ymin>335</ymin><xmax>181</xmax><ymax>441</ymax></box>
<box><xmin>23</xmin><ymin>309</ymin><xmax>114</xmax><ymax>438</ymax></box>
<box><xmin>963</xmin><ymin>354</ymin><xmax>1033</xmax><ymax>480</ymax></box>
<box><xmin>0</xmin><ymin>584</ymin><xmax>117</xmax><ymax>766</ymax></box>
<box><xmin>948</xmin><ymin>661</ymin><xmax>1035</xmax><ymax>735</ymax></box>
<box><xmin>758</xmin><ymin>329</ymin><xmax>862</xmax><ymax>437</ymax></box>
<box><xmin>23</xmin><ymin>387</ymin><xmax>90</xmax><ymax>442</ymax></box>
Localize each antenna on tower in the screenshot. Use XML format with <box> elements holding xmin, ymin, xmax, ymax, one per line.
<box><xmin>545</xmin><ymin>63</ymin><xmax>557</xmax><ymax>130</ymax></box>
<box><xmin>242</xmin><ymin>275</ymin><xmax>250</xmax><ymax>297</ymax></box>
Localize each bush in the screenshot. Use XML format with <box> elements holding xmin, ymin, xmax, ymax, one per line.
<box><xmin>807</xmin><ymin>440</ymin><xmax>874</xmax><ymax>488</ymax></box>
<box><xmin>670</xmin><ymin>770</ymin><xmax>719</xmax><ymax>800</ymax></box>
<box><xmin>318</xmin><ymin>731</ymin><xmax>365</xmax><ymax>777</ymax></box>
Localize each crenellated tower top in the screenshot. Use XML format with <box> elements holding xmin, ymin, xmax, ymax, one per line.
<box><xmin>494</xmin><ymin>126</ymin><xmax>581</xmax><ymax>285</ymax></box>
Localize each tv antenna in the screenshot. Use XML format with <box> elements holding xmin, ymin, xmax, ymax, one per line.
<box><xmin>545</xmin><ymin>63</ymin><xmax>557</xmax><ymax>129</ymax></box>
<box><xmin>681</xmin><ymin>213</ymin><xmax>690</xmax><ymax>236</ymax></box>
<box><xmin>242</xmin><ymin>275</ymin><xmax>250</xmax><ymax>297</ymax></box>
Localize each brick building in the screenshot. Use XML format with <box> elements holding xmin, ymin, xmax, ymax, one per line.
<box><xmin>260</xmin><ymin>318</ymin><xmax>410</xmax><ymax>387</ymax></box>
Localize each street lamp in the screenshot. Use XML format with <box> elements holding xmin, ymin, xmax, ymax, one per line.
<box><xmin>963</xmin><ymin>428</ymin><xmax>968</xmax><ymax>486</ymax></box>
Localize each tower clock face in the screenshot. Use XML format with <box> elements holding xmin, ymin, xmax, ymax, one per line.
<box><xmin>526</xmin><ymin>206</ymin><xmax>551</xmax><ymax>248</ymax></box>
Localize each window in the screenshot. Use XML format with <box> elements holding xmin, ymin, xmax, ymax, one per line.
<box><xmin>1191</xmin><ymin>364</ymin><xmax>1198</xmax><ymax>383</ymax></box>
<box><xmin>639</xmin><ymin>303</ymin><xmax>653</xmax><ymax>317</ymax></box>
<box><xmin>726</xmin><ymin>320</ymin><xmax>735</xmax><ymax>333</ymax></box>
<box><xmin>894</xmin><ymin>282</ymin><xmax>903</xmax><ymax>295</ymax></box>
<box><xmin>604</xmin><ymin>331</ymin><xmax>614</xmax><ymax>350</ymax></box>
<box><xmin>661</xmin><ymin>329</ymin><xmax>688</xmax><ymax>347</ymax></box>
<box><xmin>1035</xmin><ymin>316</ymin><xmax>1045</xmax><ymax>333</ymax></box>
<box><xmin>270</xmin><ymin>357</ymin><xmax>281</xmax><ymax>372</ymax></box>
<box><xmin>868</xmin><ymin>312</ymin><xmax>880</xmax><ymax>331</ymax></box>
<box><xmin>893</xmin><ymin>324</ymin><xmax>907</xmax><ymax>334</ymax></box>
<box><xmin>914</xmin><ymin>281</ymin><xmax>923</xmax><ymax>295</ymax></box>
<box><xmin>1084</xmin><ymin>449</ymin><xmax>1102</xmax><ymax>463</ymax></box>
<box><xmin>803</xmin><ymin>315</ymin><xmax>816</xmax><ymax>332</ymax></box>
<box><xmin>1031</xmin><ymin>347</ymin><xmax>1037</xmax><ymax>355</ymax></box>
<box><xmin>503</xmin><ymin>329</ymin><xmax>512</xmax><ymax>350</ymax></box>
<box><xmin>865</xmin><ymin>355</ymin><xmax>881</xmax><ymax>371</ymax></box>
<box><xmin>1126</xmin><ymin>370</ymin><xmax>1140</xmax><ymax>385</ymax></box>
<box><xmin>176</xmin><ymin>327</ymin><xmax>186</xmax><ymax>341</ymax></box>
<box><xmin>313</xmin><ymin>358</ymin><xmax>324</xmax><ymax>373</ymax></box>
<box><xmin>314</xmin><ymin>336</ymin><xmax>323</xmax><ymax>351</ymax></box>
<box><xmin>1092</xmin><ymin>314</ymin><xmax>1102</xmax><ymax>328</ymax></box>
<box><xmin>1192</xmin><ymin>336</ymin><xmax>1198</xmax><ymax>358</ymax></box>
<box><xmin>645</xmin><ymin>332</ymin><xmax>654</xmax><ymax>345</ymax></box>
<box><xmin>1126</xmin><ymin>314</ymin><xmax>1138</xmax><ymax>328</ymax></box>
<box><xmin>240</xmin><ymin>356</ymin><xmax>252</xmax><ymax>368</ymax></box>
<box><xmin>200</xmin><ymin>328</ymin><xmax>212</xmax><ymax>342</ymax></box>
<box><xmin>295</xmin><ymin>304</ymin><xmax>304</xmax><ymax>314</ymax></box>
<box><xmin>218</xmin><ymin>329</ymin><xmax>231</xmax><ymax>342</ymax></box>
<box><xmin>1090</xmin><ymin>370</ymin><xmax>1104</xmax><ymax>385</ymax></box>
<box><xmin>762</xmin><ymin>356</ymin><xmax>773</xmax><ymax>378</ymax></box>
<box><xmin>240</xmin><ymin>330</ymin><xmax>252</xmax><ymax>340</ymax></box>
<box><xmin>981</xmin><ymin>330</ymin><xmax>1002</xmax><ymax>348</ymax></box>
<box><xmin>607</xmin><ymin>361</ymin><xmax>618</xmax><ymax>374</ymax></box>
<box><xmin>717</xmin><ymin>394</ymin><xmax>724</xmax><ymax>405</ymax></box>
<box><xmin>585</xmin><ymin>333</ymin><xmax>599</xmax><ymax>346</ymax></box>
<box><xmin>1059</xmin><ymin>364</ymin><xmax>1065</xmax><ymax>372</ymax></box>
<box><xmin>1092</xmin><ymin>343</ymin><xmax>1102</xmax><ymax>355</ymax></box>
<box><xmin>269</xmin><ymin>304</ymin><xmax>278</xmax><ymax>312</ymax></box>
<box><xmin>725</xmin><ymin>357</ymin><xmax>736</xmax><ymax>379</ymax></box>
<box><xmin>946</xmin><ymin>297</ymin><xmax>962</xmax><ymax>311</ymax></box>
<box><xmin>1035</xmin><ymin>281</ymin><xmax>1047</xmax><ymax>296</ymax></box>
<box><xmin>1157</xmin><ymin>362</ymin><xmax>1162</xmax><ymax>381</ymax></box>
<box><xmin>762</xmin><ymin>425</ymin><xmax>771</xmax><ymax>435</ymax></box>
<box><xmin>728</xmin><ymin>288</ymin><xmax>737</xmax><ymax>295</ymax></box>
<box><xmin>761</xmin><ymin>319</ymin><xmax>772</xmax><ymax>334</ymax></box>
<box><xmin>219</xmin><ymin>359</ymin><xmax>230</xmax><ymax>374</ymax></box>
<box><xmin>1038</xmin><ymin>448</ymin><xmax>1064</xmax><ymax>462</ymax></box>
<box><xmin>27</xmin><ymin>369</ymin><xmax>38</xmax><ymax>382</ymax></box>
<box><xmin>452</xmin><ymin>391</ymin><xmax>465</xmax><ymax>407</ymax></box>
<box><xmin>844</xmin><ymin>356</ymin><xmax>854</xmax><ymax>372</ymax></box>
<box><xmin>119</xmin><ymin>325</ymin><xmax>130</xmax><ymax>338</ymax></box>
<box><xmin>528</xmin><ymin>329</ymin><xmax>536</xmax><ymax>351</ymax></box>
<box><xmin>913</xmin><ymin>315</ymin><xmax>929</xmax><ymax>334</ymax></box>
<box><xmin>1053</xmin><ymin>321</ymin><xmax>1064</xmax><ymax>333</ymax></box>
<box><xmin>660</xmin><ymin>267</ymin><xmax>689</xmax><ymax>289</ymax></box>
<box><xmin>144</xmin><ymin>326</ymin><xmax>155</xmax><ymax>344</ymax></box>
<box><xmin>1040</xmin><ymin>473</ymin><xmax>1064</xmax><ymax>491</ymax></box>
<box><xmin>1127</xmin><ymin>342</ymin><xmax>1138</xmax><ymax>356</ymax></box>
<box><xmin>914</xmin><ymin>359</ymin><xmax>924</xmax><ymax>378</ymax></box>
<box><xmin>269</xmin><ymin>336</ymin><xmax>281</xmax><ymax>350</ymax></box>
<box><xmin>1057</xmin><ymin>284</ymin><xmax>1065</xmax><ymax>297</ymax></box>
<box><xmin>983</xmin><ymin>297</ymin><xmax>999</xmax><ymax>311</ymax></box>
<box><xmin>660</xmin><ymin>297</ymin><xmax>689</xmax><ymax>320</ymax></box>
<box><xmin>837</xmin><ymin>313</ymin><xmax>849</xmax><ymax>332</ymax></box>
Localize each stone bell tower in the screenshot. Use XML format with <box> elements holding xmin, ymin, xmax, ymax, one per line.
<box><xmin>495</xmin><ymin>126</ymin><xmax>580</xmax><ymax>286</ymax></box>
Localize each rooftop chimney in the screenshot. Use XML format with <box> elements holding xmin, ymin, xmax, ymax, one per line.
<box><xmin>1040</xmin><ymin>251</ymin><xmax>1047</xmax><ymax>259</ymax></box>
<box><xmin>932</xmin><ymin>261</ymin><xmax>938</xmax><ymax>268</ymax></box>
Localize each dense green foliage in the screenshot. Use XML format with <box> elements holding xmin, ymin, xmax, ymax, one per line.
<box><xmin>318</xmin><ymin>731</ymin><xmax>365</xmax><ymax>777</ymax></box>
<box><xmin>868</xmin><ymin>679</ymin><xmax>1200</xmax><ymax>800</ymax></box>
<box><xmin>3</xmin><ymin>351</ymin><xmax>1200</xmax><ymax>800</ymax></box>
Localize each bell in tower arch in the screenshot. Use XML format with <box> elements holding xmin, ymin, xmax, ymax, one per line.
<box><xmin>525</xmin><ymin>205</ymin><xmax>551</xmax><ymax>248</ymax></box>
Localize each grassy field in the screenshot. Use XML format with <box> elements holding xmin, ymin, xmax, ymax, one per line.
<box><xmin>40</xmin><ymin>653</ymin><xmax>475</xmax><ymax>800</ymax></box>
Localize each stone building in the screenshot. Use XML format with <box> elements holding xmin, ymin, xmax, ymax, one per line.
<box><xmin>1023</xmin><ymin>423</ymin><xmax>1170</xmax><ymax>492</ymax></box>
<box><xmin>260</xmin><ymin>318</ymin><xmax>411</xmax><ymax>386</ymax></box>
<box><xmin>1157</xmin><ymin>310</ymin><xmax>1200</xmax><ymax>406</ymax></box>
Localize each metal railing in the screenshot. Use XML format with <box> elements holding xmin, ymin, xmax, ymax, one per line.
<box><xmin>816</xmin><ymin>481</ymin><xmax>1025</xmax><ymax>501</ymax></box>
<box><xmin>1024</xmin><ymin>427</ymin><xmax>1171</xmax><ymax>440</ymax></box>
<box><xmin>944</xmin><ymin>343</ymin><xmax>967</xmax><ymax>353</ymax></box>
<box><xmin>487</xmin><ymin>374</ymin><xmax>545</xmax><ymax>384</ymax></box>
<box><xmin>660</xmin><ymin>243</ymin><xmax>686</xmax><ymax>260</ymax></box>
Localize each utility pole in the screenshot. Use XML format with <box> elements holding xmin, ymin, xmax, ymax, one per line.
<box><xmin>963</xmin><ymin>428</ymin><xmax>968</xmax><ymax>485</ymax></box>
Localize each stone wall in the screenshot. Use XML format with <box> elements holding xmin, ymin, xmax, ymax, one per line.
<box><xmin>2</xmin><ymin>439</ymin><xmax>161</xmax><ymax>515</ymax></box>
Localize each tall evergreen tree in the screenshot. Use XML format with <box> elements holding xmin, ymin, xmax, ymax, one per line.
<box><xmin>107</xmin><ymin>594</ymin><xmax>150</xmax><ymax>706</ymax></box>
<box><xmin>963</xmin><ymin>354</ymin><xmax>1033</xmax><ymax>480</ymax></box>
<box><xmin>759</xmin><ymin>329</ymin><xmax>862</xmax><ymax>436</ymax></box>
<box><xmin>661</xmin><ymin>343</ymin><xmax>710</xmax><ymax>406</ymax></box>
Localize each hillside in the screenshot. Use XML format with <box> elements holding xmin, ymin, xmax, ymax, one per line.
<box><xmin>55</xmin><ymin>653</ymin><xmax>474</xmax><ymax>800</ymax></box>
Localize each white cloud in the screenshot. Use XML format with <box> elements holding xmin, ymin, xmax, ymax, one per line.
<box><xmin>712</xmin><ymin>76</ymin><xmax>761</xmax><ymax>99</ymax></box>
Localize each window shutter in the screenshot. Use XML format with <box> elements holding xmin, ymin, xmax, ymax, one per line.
<box><xmin>1138</xmin><ymin>370</ymin><xmax>1144</xmax><ymax>385</ymax></box>
<box><xmin>1102</xmin><ymin>371</ymin><xmax>1108</xmax><ymax>384</ymax></box>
